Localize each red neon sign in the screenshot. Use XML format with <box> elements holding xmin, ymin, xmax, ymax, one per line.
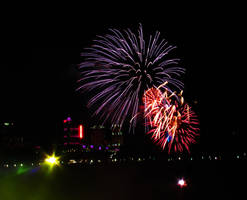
<box><xmin>78</xmin><ymin>124</ymin><xmax>84</xmax><ymax>139</ymax></box>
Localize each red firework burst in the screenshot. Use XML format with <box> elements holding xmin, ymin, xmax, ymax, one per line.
<box><xmin>143</xmin><ymin>85</ymin><xmax>199</xmax><ymax>153</ymax></box>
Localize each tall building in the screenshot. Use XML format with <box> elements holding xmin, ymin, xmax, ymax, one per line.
<box><xmin>110</xmin><ymin>124</ymin><xmax>124</xmax><ymax>148</ymax></box>
<box><xmin>89</xmin><ymin>125</ymin><xmax>108</xmax><ymax>146</ymax></box>
<box><xmin>63</xmin><ymin>117</ymin><xmax>85</xmax><ymax>145</ymax></box>
<box><xmin>88</xmin><ymin>124</ymin><xmax>124</xmax><ymax>148</ymax></box>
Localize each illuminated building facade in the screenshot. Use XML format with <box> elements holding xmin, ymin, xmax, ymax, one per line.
<box><xmin>63</xmin><ymin>117</ymin><xmax>85</xmax><ymax>145</ymax></box>
<box><xmin>110</xmin><ymin>124</ymin><xmax>124</xmax><ymax>148</ymax></box>
<box><xmin>62</xmin><ymin>117</ymin><xmax>124</xmax><ymax>153</ymax></box>
<box><xmin>88</xmin><ymin>124</ymin><xmax>124</xmax><ymax>149</ymax></box>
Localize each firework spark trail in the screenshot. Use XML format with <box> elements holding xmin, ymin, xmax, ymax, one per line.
<box><xmin>77</xmin><ymin>24</ymin><xmax>185</xmax><ymax>130</ymax></box>
<box><xmin>143</xmin><ymin>85</ymin><xmax>199</xmax><ymax>153</ymax></box>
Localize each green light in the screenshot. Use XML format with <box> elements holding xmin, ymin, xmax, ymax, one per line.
<box><xmin>4</xmin><ymin>122</ymin><xmax>10</xmax><ymax>126</ymax></box>
<box><xmin>17</xmin><ymin>166</ymin><xmax>30</xmax><ymax>175</ymax></box>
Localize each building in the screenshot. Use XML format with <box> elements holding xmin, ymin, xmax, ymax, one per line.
<box><xmin>63</xmin><ymin>117</ymin><xmax>85</xmax><ymax>145</ymax></box>
<box><xmin>110</xmin><ymin>124</ymin><xmax>124</xmax><ymax>148</ymax></box>
<box><xmin>61</xmin><ymin>117</ymin><xmax>124</xmax><ymax>153</ymax></box>
<box><xmin>89</xmin><ymin>125</ymin><xmax>109</xmax><ymax>146</ymax></box>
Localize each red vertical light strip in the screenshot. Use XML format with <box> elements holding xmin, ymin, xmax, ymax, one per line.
<box><xmin>79</xmin><ymin>124</ymin><xmax>84</xmax><ymax>139</ymax></box>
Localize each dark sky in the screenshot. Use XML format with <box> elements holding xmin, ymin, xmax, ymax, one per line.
<box><xmin>1</xmin><ymin>3</ymin><xmax>245</xmax><ymax>151</ymax></box>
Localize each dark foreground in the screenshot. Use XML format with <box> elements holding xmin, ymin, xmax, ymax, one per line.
<box><xmin>0</xmin><ymin>161</ymin><xmax>246</xmax><ymax>200</ymax></box>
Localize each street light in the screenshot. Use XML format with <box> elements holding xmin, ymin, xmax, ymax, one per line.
<box><xmin>45</xmin><ymin>154</ymin><xmax>59</xmax><ymax>166</ymax></box>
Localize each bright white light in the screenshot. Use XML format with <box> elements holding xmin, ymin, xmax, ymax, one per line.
<box><xmin>177</xmin><ymin>178</ymin><xmax>187</xmax><ymax>188</ymax></box>
<box><xmin>178</xmin><ymin>179</ymin><xmax>185</xmax><ymax>185</ymax></box>
<box><xmin>46</xmin><ymin>157</ymin><xmax>57</xmax><ymax>164</ymax></box>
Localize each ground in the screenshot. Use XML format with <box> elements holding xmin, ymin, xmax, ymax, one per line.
<box><xmin>0</xmin><ymin>161</ymin><xmax>246</xmax><ymax>200</ymax></box>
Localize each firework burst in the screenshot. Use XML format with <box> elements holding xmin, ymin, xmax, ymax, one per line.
<box><xmin>143</xmin><ymin>84</ymin><xmax>199</xmax><ymax>153</ymax></box>
<box><xmin>77</xmin><ymin>24</ymin><xmax>185</xmax><ymax>130</ymax></box>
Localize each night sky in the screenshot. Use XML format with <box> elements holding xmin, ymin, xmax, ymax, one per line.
<box><xmin>1</xmin><ymin>3</ymin><xmax>245</xmax><ymax>152</ymax></box>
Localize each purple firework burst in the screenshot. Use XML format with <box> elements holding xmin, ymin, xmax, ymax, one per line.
<box><xmin>77</xmin><ymin>24</ymin><xmax>185</xmax><ymax>131</ymax></box>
